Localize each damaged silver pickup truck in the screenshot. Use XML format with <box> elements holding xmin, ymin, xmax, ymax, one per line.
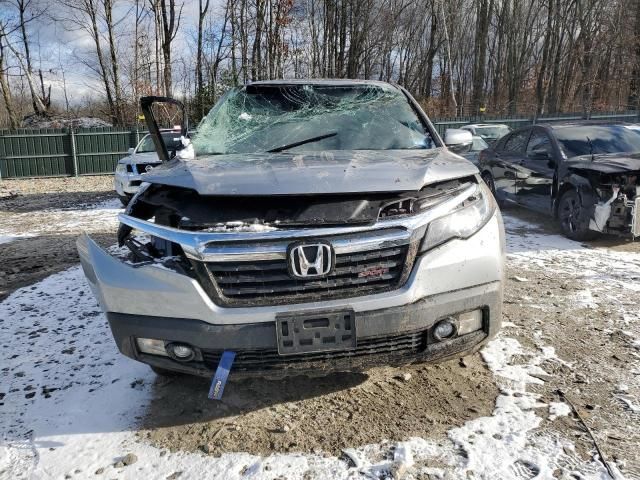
<box><xmin>78</xmin><ymin>80</ymin><xmax>505</xmax><ymax>378</ymax></box>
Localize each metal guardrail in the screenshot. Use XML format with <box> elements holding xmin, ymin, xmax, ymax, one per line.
<box><xmin>1</xmin><ymin>112</ymin><xmax>639</xmax><ymax>179</ymax></box>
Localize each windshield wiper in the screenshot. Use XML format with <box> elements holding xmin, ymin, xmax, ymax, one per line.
<box><xmin>267</xmin><ymin>132</ymin><xmax>337</xmax><ymax>153</ymax></box>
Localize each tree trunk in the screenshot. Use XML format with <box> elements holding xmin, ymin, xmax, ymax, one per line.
<box><xmin>535</xmin><ymin>0</ymin><xmax>553</xmax><ymax>116</ymax></box>
<box><xmin>196</xmin><ymin>0</ymin><xmax>210</xmax><ymax>118</ymax></box>
<box><xmin>104</xmin><ymin>0</ymin><xmax>124</xmax><ymax>125</ymax></box>
<box><xmin>0</xmin><ymin>38</ymin><xmax>19</xmax><ymax>129</ymax></box>
<box><xmin>628</xmin><ymin>0</ymin><xmax>640</xmax><ymax>109</ymax></box>
<box><xmin>471</xmin><ymin>0</ymin><xmax>492</xmax><ymax>114</ymax></box>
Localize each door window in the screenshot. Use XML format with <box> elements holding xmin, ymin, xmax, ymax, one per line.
<box><xmin>526</xmin><ymin>131</ymin><xmax>553</xmax><ymax>158</ymax></box>
<box><xmin>503</xmin><ymin>130</ymin><xmax>529</xmax><ymax>153</ymax></box>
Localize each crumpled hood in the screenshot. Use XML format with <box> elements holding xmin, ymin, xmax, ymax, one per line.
<box><xmin>565</xmin><ymin>152</ymin><xmax>640</xmax><ymax>173</ymax></box>
<box><xmin>141</xmin><ymin>149</ymin><xmax>478</xmax><ymax>195</ymax></box>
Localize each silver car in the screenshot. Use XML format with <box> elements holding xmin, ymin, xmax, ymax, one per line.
<box><xmin>461</xmin><ymin>124</ymin><xmax>511</xmax><ymax>144</ymax></box>
<box><xmin>79</xmin><ymin>80</ymin><xmax>505</xmax><ymax>378</ymax></box>
<box><xmin>114</xmin><ymin>131</ymin><xmax>182</xmax><ymax>205</ymax></box>
<box><xmin>461</xmin><ymin>135</ymin><xmax>489</xmax><ymax>165</ymax></box>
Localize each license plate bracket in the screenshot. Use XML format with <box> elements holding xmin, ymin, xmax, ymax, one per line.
<box><xmin>276</xmin><ymin>309</ymin><xmax>356</xmax><ymax>355</ymax></box>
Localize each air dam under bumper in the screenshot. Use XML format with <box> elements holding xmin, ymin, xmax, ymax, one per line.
<box><xmin>107</xmin><ymin>282</ymin><xmax>500</xmax><ymax>377</ymax></box>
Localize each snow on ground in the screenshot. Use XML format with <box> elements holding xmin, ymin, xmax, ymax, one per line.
<box><xmin>0</xmin><ymin>235</ymin><xmax>33</xmax><ymax>245</ymax></box>
<box><xmin>0</xmin><ymin>199</ymin><xmax>122</xmax><ymax>238</ymax></box>
<box><xmin>504</xmin><ymin>214</ymin><xmax>640</xmax><ymax>345</ymax></box>
<box><xmin>0</xmin><ymin>206</ymin><xmax>634</xmax><ymax>479</ymax></box>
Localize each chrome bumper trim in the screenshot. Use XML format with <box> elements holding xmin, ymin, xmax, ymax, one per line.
<box><xmin>118</xmin><ymin>183</ymin><xmax>476</xmax><ymax>261</ymax></box>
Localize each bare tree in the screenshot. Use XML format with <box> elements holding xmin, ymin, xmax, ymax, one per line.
<box><xmin>195</xmin><ymin>0</ymin><xmax>210</xmax><ymax>117</ymax></box>
<box><xmin>149</xmin><ymin>0</ymin><xmax>183</xmax><ymax>96</ymax></box>
<box><xmin>0</xmin><ymin>22</ymin><xmax>19</xmax><ymax>129</ymax></box>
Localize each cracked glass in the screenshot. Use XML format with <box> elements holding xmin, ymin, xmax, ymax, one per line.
<box><xmin>192</xmin><ymin>83</ymin><xmax>435</xmax><ymax>155</ymax></box>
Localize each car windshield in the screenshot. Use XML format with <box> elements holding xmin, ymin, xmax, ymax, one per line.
<box><xmin>555</xmin><ymin>125</ymin><xmax>640</xmax><ymax>158</ymax></box>
<box><xmin>136</xmin><ymin>132</ymin><xmax>182</xmax><ymax>153</ymax></box>
<box><xmin>474</xmin><ymin>125</ymin><xmax>510</xmax><ymax>139</ymax></box>
<box><xmin>192</xmin><ymin>83</ymin><xmax>435</xmax><ymax>155</ymax></box>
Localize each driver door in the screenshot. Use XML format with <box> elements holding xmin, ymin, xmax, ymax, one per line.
<box><xmin>490</xmin><ymin>129</ymin><xmax>530</xmax><ymax>203</ymax></box>
<box><xmin>516</xmin><ymin>128</ymin><xmax>556</xmax><ymax>213</ymax></box>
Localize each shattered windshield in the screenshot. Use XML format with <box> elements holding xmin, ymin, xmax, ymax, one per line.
<box><xmin>555</xmin><ymin>125</ymin><xmax>640</xmax><ymax>158</ymax></box>
<box><xmin>192</xmin><ymin>84</ymin><xmax>435</xmax><ymax>155</ymax></box>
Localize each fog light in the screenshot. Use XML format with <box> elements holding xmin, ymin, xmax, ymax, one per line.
<box><xmin>433</xmin><ymin>319</ymin><xmax>457</xmax><ymax>341</ymax></box>
<box><xmin>167</xmin><ymin>343</ymin><xmax>195</xmax><ymax>362</ymax></box>
<box><xmin>136</xmin><ymin>338</ymin><xmax>168</xmax><ymax>356</ymax></box>
<box><xmin>458</xmin><ymin>310</ymin><xmax>483</xmax><ymax>335</ymax></box>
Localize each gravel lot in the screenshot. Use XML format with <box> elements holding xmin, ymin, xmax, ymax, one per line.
<box><xmin>0</xmin><ymin>176</ymin><xmax>117</xmax><ymax>301</ymax></box>
<box><xmin>1</xmin><ymin>176</ymin><xmax>639</xmax><ymax>479</ymax></box>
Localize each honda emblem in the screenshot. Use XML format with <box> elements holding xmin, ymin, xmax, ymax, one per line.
<box><xmin>288</xmin><ymin>243</ymin><xmax>333</xmax><ymax>278</ymax></box>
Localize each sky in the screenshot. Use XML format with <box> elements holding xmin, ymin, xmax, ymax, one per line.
<box><xmin>2</xmin><ymin>0</ymin><xmax>208</xmax><ymax>106</ymax></box>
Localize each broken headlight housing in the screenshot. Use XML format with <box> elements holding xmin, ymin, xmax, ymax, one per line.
<box><xmin>420</xmin><ymin>181</ymin><xmax>495</xmax><ymax>251</ymax></box>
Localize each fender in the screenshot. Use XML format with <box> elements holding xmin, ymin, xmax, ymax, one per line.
<box><xmin>553</xmin><ymin>172</ymin><xmax>598</xmax><ymax>218</ymax></box>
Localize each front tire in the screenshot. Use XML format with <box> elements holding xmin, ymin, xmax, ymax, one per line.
<box><xmin>557</xmin><ymin>189</ymin><xmax>597</xmax><ymax>240</ymax></box>
<box><xmin>118</xmin><ymin>195</ymin><xmax>131</xmax><ymax>206</ymax></box>
<box><xmin>481</xmin><ymin>171</ymin><xmax>504</xmax><ymax>207</ymax></box>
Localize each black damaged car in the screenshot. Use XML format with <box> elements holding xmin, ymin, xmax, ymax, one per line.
<box><xmin>478</xmin><ymin>122</ymin><xmax>640</xmax><ymax>240</ymax></box>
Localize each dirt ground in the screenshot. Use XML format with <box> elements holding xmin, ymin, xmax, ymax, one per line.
<box><xmin>2</xmin><ymin>177</ymin><xmax>640</xmax><ymax>477</ymax></box>
<box><xmin>0</xmin><ymin>176</ymin><xmax>117</xmax><ymax>301</ymax></box>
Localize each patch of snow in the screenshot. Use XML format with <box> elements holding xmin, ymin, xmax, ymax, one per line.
<box><xmin>616</xmin><ymin>396</ymin><xmax>640</xmax><ymax>414</ymax></box>
<box><xmin>0</xmin><ymin>198</ymin><xmax>122</xmax><ymax>239</ymax></box>
<box><xmin>548</xmin><ymin>402</ymin><xmax>572</xmax><ymax>420</ymax></box>
<box><xmin>0</xmin><ymin>234</ymin><xmax>34</xmax><ymax>245</ymax></box>
<box><xmin>573</xmin><ymin>289</ymin><xmax>599</xmax><ymax>309</ymax></box>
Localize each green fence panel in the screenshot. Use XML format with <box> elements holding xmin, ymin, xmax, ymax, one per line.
<box><xmin>74</xmin><ymin>127</ymin><xmax>135</xmax><ymax>175</ymax></box>
<box><xmin>0</xmin><ymin>128</ymin><xmax>72</xmax><ymax>178</ymax></box>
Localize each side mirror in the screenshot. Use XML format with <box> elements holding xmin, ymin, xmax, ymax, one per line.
<box><xmin>444</xmin><ymin>129</ymin><xmax>473</xmax><ymax>155</ymax></box>
<box><xmin>127</xmin><ymin>147</ymin><xmax>135</xmax><ymax>155</ymax></box>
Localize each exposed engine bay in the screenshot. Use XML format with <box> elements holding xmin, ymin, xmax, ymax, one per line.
<box><xmin>583</xmin><ymin>170</ymin><xmax>640</xmax><ymax>237</ymax></box>
<box><xmin>117</xmin><ymin>176</ymin><xmax>476</xmax><ymax>263</ymax></box>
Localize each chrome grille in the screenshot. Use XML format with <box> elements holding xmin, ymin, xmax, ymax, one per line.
<box><xmin>197</xmin><ymin>242</ymin><xmax>415</xmax><ymax>307</ymax></box>
<box><xmin>134</xmin><ymin>163</ymin><xmax>160</xmax><ymax>174</ymax></box>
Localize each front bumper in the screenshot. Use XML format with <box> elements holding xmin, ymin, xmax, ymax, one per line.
<box><xmin>114</xmin><ymin>171</ymin><xmax>144</xmax><ymax>196</ymax></box>
<box><xmin>77</xmin><ymin>209</ymin><xmax>505</xmax><ymax>376</ymax></box>
<box><xmin>108</xmin><ymin>281</ymin><xmax>500</xmax><ymax>377</ymax></box>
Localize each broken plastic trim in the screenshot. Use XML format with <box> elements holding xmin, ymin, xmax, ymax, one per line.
<box><xmin>117</xmin><ymin>182</ymin><xmax>478</xmax><ymax>262</ymax></box>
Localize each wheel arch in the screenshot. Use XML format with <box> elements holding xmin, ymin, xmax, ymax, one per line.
<box><xmin>552</xmin><ymin>173</ymin><xmax>596</xmax><ymax>218</ymax></box>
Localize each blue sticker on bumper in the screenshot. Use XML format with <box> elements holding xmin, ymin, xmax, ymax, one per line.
<box><xmin>208</xmin><ymin>350</ymin><xmax>236</xmax><ymax>400</ymax></box>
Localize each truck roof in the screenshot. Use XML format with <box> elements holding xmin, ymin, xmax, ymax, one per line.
<box><xmin>247</xmin><ymin>78</ymin><xmax>399</xmax><ymax>89</ymax></box>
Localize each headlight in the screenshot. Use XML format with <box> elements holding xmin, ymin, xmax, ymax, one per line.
<box><xmin>116</xmin><ymin>163</ymin><xmax>127</xmax><ymax>173</ymax></box>
<box><xmin>420</xmin><ymin>182</ymin><xmax>495</xmax><ymax>252</ymax></box>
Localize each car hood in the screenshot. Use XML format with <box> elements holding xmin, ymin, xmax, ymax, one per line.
<box><xmin>565</xmin><ymin>152</ymin><xmax>640</xmax><ymax>173</ymax></box>
<box><xmin>140</xmin><ymin>149</ymin><xmax>478</xmax><ymax>195</ymax></box>
<box><xmin>119</xmin><ymin>152</ymin><xmax>161</xmax><ymax>165</ymax></box>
